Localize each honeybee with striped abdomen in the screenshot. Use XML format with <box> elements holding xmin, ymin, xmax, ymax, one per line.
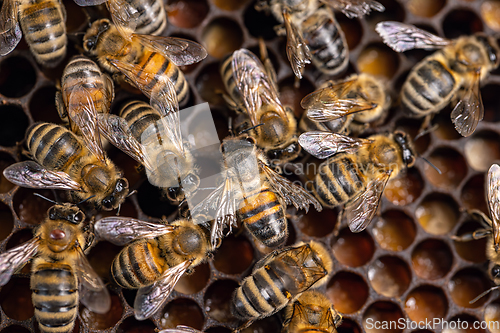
<box><xmin>83</xmin><ymin>18</ymin><xmax>207</xmax><ymax>107</ymax></box>
<box><xmin>0</xmin><ymin>0</ymin><xmax>67</xmax><ymax>67</ymax></box>
<box><xmin>231</xmin><ymin>241</ymin><xmax>332</xmax><ymax>326</ymax></box>
<box><xmin>191</xmin><ymin>136</ymin><xmax>322</xmax><ymax>249</ymax></box>
<box><xmin>256</xmin><ymin>0</ymin><xmax>383</xmax><ymax>78</ymax></box>
<box><xmin>3</xmin><ymin>122</ymin><xmax>129</xmax><ymax>211</ymax></box>
<box><xmin>300</xmin><ymin>73</ymin><xmax>390</xmax><ymax>135</ymax></box>
<box><xmin>94</xmin><ymin>215</ymin><xmax>212</xmax><ymax>320</ymax></box>
<box><xmin>283</xmin><ymin>290</ymin><xmax>342</xmax><ymax>333</ymax></box>
<box><xmin>299</xmin><ymin>130</ymin><xmax>416</xmax><ymax>232</ymax></box>
<box><xmin>376</xmin><ymin>21</ymin><xmax>500</xmax><ymax>137</ymax></box>
<box><xmin>0</xmin><ymin>203</ymin><xmax>110</xmax><ymax>333</ymax></box>
<box><xmin>221</xmin><ymin>44</ymin><xmax>301</xmax><ymax>164</ymax></box>
<box><xmin>56</xmin><ymin>55</ymin><xmax>114</xmax><ymax>157</ymax></box>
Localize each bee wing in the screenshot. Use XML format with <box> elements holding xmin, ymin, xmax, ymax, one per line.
<box><xmin>282</xmin><ymin>10</ymin><xmax>311</xmax><ymax>79</ymax></box>
<box><xmin>190</xmin><ymin>178</ymin><xmax>238</xmax><ymax>248</ymax></box>
<box><xmin>298</xmin><ymin>131</ymin><xmax>371</xmax><ymax>159</ymax></box>
<box><xmin>74</xmin><ymin>243</ymin><xmax>111</xmax><ymax>314</ymax></box>
<box><xmin>106</xmin><ymin>0</ymin><xmax>140</xmax><ymax>39</ymax></box>
<box><xmin>97</xmin><ymin>113</ymin><xmax>155</xmax><ymax>172</ymax></box>
<box><xmin>132</xmin><ymin>34</ymin><xmax>208</xmax><ymax>66</ymax></box>
<box><xmin>451</xmin><ymin>71</ymin><xmax>484</xmax><ymax>137</ymax></box>
<box><xmin>487</xmin><ymin>164</ymin><xmax>500</xmax><ymax>249</ymax></box>
<box><xmin>134</xmin><ymin>260</ymin><xmax>192</xmax><ymax>320</ymax></box>
<box><xmin>72</xmin><ymin>0</ymin><xmax>106</xmax><ymax>6</ymax></box>
<box><xmin>0</xmin><ymin>0</ymin><xmax>21</xmax><ymax>56</ymax></box>
<box><xmin>67</xmin><ymin>87</ymin><xmax>107</xmax><ymax>164</ymax></box>
<box><xmin>259</xmin><ymin>160</ymin><xmax>322</xmax><ymax>212</ymax></box>
<box><xmin>158</xmin><ymin>327</ymin><xmax>203</xmax><ymax>333</ymax></box>
<box><xmin>345</xmin><ymin>170</ymin><xmax>392</xmax><ymax>233</ymax></box>
<box><xmin>0</xmin><ymin>237</ymin><xmax>39</xmax><ymax>286</ymax></box>
<box><xmin>95</xmin><ymin>217</ymin><xmax>176</xmax><ymax>245</ymax></box>
<box><xmin>232</xmin><ymin>49</ymin><xmax>287</xmax><ymax>125</ymax></box>
<box><xmin>375</xmin><ymin>21</ymin><xmax>451</xmax><ymax>52</ymax></box>
<box><xmin>320</xmin><ymin>0</ymin><xmax>384</xmax><ymax>18</ymax></box>
<box><xmin>3</xmin><ymin>161</ymin><xmax>82</xmax><ymax>191</ymax></box>
<box><xmin>301</xmin><ymin>84</ymin><xmax>377</xmax><ymax>122</ymax></box>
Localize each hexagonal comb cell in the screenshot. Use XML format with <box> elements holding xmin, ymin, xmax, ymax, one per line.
<box><xmin>332</xmin><ymin>228</ymin><xmax>374</xmax><ymax>267</ymax></box>
<box><xmin>327</xmin><ymin>271</ymin><xmax>369</xmax><ymax>314</ymax></box>
<box><xmin>0</xmin><ymin>56</ymin><xmax>37</xmax><ymax>98</ymax></box>
<box><xmin>80</xmin><ymin>292</ymin><xmax>123</xmax><ymax>330</ymax></box>
<box><xmin>372</xmin><ymin>210</ymin><xmax>416</xmax><ymax>251</ymax></box>
<box><xmin>159</xmin><ymin>298</ymin><xmax>205</xmax><ymax>330</ymax></box>
<box><xmin>368</xmin><ymin>256</ymin><xmax>411</xmax><ymax>297</ymax></box>
<box><xmin>0</xmin><ymin>104</ymin><xmax>29</xmax><ymax>147</ymax></box>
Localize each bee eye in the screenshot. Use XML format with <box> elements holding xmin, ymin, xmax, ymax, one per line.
<box><xmin>85</xmin><ymin>39</ymin><xmax>95</xmax><ymax>50</ymax></box>
<box><xmin>48</xmin><ymin>207</ymin><xmax>57</xmax><ymax>220</ymax></box>
<box><xmin>492</xmin><ymin>265</ymin><xmax>500</xmax><ymax>278</ymax></box>
<box><xmin>74</xmin><ymin>212</ymin><xmax>84</xmax><ymax>223</ymax></box>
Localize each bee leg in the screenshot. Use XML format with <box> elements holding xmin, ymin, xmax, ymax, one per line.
<box><xmin>55</xmin><ymin>92</ymin><xmax>69</xmax><ymax>124</ymax></box>
<box><xmin>419</xmin><ymin>114</ymin><xmax>434</xmax><ymax>135</ymax></box>
<box><xmin>451</xmin><ymin>228</ymin><xmax>491</xmax><ymax>242</ymax></box>
<box><xmin>235</xmin><ymin>320</ymin><xmax>254</xmax><ymax>332</ymax></box>
<box><xmin>220</xmin><ymin>92</ymin><xmax>244</xmax><ymax>113</ymax></box>
<box><xmin>468</xmin><ymin>209</ymin><xmax>493</xmax><ymax>228</ymax></box>
<box><xmin>333</xmin><ymin>208</ymin><xmax>345</xmax><ymax>237</ymax></box>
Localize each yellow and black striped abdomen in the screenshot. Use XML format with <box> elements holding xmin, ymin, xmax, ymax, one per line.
<box><xmin>238</xmin><ymin>186</ymin><xmax>287</xmax><ymax>248</ymax></box>
<box><xmin>31</xmin><ymin>263</ymin><xmax>78</xmax><ymax>333</ymax></box>
<box><xmin>313</xmin><ymin>155</ymin><xmax>366</xmax><ymax>208</ymax></box>
<box><xmin>135</xmin><ymin>50</ymin><xmax>189</xmax><ymax>106</ymax></box>
<box><xmin>19</xmin><ymin>0</ymin><xmax>66</xmax><ymax>67</ymax></box>
<box><xmin>119</xmin><ymin>100</ymin><xmax>161</xmax><ymax>142</ymax></box>
<box><xmin>127</xmin><ymin>0</ymin><xmax>166</xmax><ymax>35</ymax></box>
<box><xmin>401</xmin><ymin>58</ymin><xmax>458</xmax><ymax>117</ymax></box>
<box><xmin>220</xmin><ymin>55</ymin><xmax>243</xmax><ymax>105</ymax></box>
<box><xmin>111</xmin><ymin>239</ymin><xmax>164</xmax><ymax>289</ymax></box>
<box><xmin>26</xmin><ymin>123</ymin><xmax>84</xmax><ymax>172</ymax></box>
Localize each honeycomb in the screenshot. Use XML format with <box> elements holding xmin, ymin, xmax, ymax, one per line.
<box><xmin>1</xmin><ymin>0</ymin><xmax>500</xmax><ymax>332</ymax></box>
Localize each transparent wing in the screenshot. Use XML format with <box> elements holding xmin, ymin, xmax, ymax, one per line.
<box><xmin>95</xmin><ymin>217</ymin><xmax>176</xmax><ymax>245</ymax></box>
<box><xmin>345</xmin><ymin>170</ymin><xmax>391</xmax><ymax>232</ymax></box>
<box><xmin>73</xmin><ymin>0</ymin><xmax>106</xmax><ymax>6</ymax></box>
<box><xmin>97</xmin><ymin>113</ymin><xmax>155</xmax><ymax>171</ymax></box>
<box><xmin>158</xmin><ymin>327</ymin><xmax>204</xmax><ymax>333</ymax></box>
<box><xmin>232</xmin><ymin>49</ymin><xmax>287</xmax><ymax>125</ymax></box>
<box><xmin>451</xmin><ymin>71</ymin><xmax>483</xmax><ymax>137</ymax></box>
<box><xmin>301</xmin><ymin>82</ymin><xmax>377</xmax><ymax>122</ymax></box>
<box><xmin>75</xmin><ymin>242</ymin><xmax>111</xmax><ymax>314</ymax></box>
<box><xmin>107</xmin><ymin>0</ymin><xmax>139</xmax><ymax>39</ymax></box>
<box><xmin>283</xmin><ymin>10</ymin><xmax>311</xmax><ymax>79</ymax></box>
<box><xmin>3</xmin><ymin>161</ymin><xmax>82</xmax><ymax>191</ymax></box>
<box><xmin>298</xmin><ymin>131</ymin><xmax>372</xmax><ymax>159</ymax></box>
<box><xmin>0</xmin><ymin>0</ymin><xmax>21</xmax><ymax>56</ymax></box>
<box><xmin>190</xmin><ymin>178</ymin><xmax>238</xmax><ymax>248</ymax></box>
<box><xmin>320</xmin><ymin>0</ymin><xmax>384</xmax><ymax>18</ymax></box>
<box><xmin>375</xmin><ymin>21</ymin><xmax>451</xmax><ymax>52</ymax></box>
<box><xmin>132</xmin><ymin>34</ymin><xmax>207</xmax><ymax>66</ymax></box>
<box><xmin>68</xmin><ymin>88</ymin><xmax>106</xmax><ymax>164</ymax></box>
<box><xmin>0</xmin><ymin>237</ymin><xmax>39</xmax><ymax>286</ymax></box>
<box><xmin>134</xmin><ymin>260</ymin><xmax>191</xmax><ymax>320</ymax></box>
<box><xmin>488</xmin><ymin>164</ymin><xmax>500</xmax><ymax>249</ymax></box>
<box><xmin>108</xmin><ymin>59</ymin><xmax>156</xmax><ymax>97</ymax></box>
<box><xmin>259</xmin><ymin>161</ymin><xmax>322</xmax><ymax>213</ymax></box>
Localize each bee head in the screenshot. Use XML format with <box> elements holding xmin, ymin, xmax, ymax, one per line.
<box><xmin>101</xmin><ymin>178</ymin><xmax>129</xmax><ymax>210</ymax></box>
<box><xmin>393</xmin><ymin>131</ymin><xmax>416</xmax><ymax>168</ymax></box>
<box><xmin>267</xmin><ymin>139</ymin><xmax>301</xmax><ymax>165</ymax></box>
<box><xmin>181</xmin><ymin>173</ymin><xmax>200</xmax><ymax>195</ymax></box>
<box><xmin>83</xmin><ymin>19</ymin><xmax>111</xmax><ymax>54</ymax></box>
<box><xmin>48</xmin><ymin>204</ymin><xmax>85</xmax><ymax>225</ymax></box>
<box><xmin>475</xmin><ymin>34</ymin><xmax>500</xmax><ymax>69</ymax></box>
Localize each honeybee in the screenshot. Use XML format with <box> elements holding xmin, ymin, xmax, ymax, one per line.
<box><xmin>191</xmin><ymin>136</ymin><xmax>322</xmax><ymax>249</ymax></box>
<box><xmin>0</xmin><ymin>203</ymin><xmax>110</xmax><ymax>333</ymax></box>
<box><xmin>256</xmin><ymin>0</ymin><xmax>383</xmax><ymax>78</ymax></box>
<box><xmin>83</xmin><ymin>18</ymin><xmax>207</xmax><ymax>107</ymax></box>
<box><xmin>3</xmin><ymin>122</ymin><xmax>129</xmax><ymax>210</ymax></box>
<box><xmin>299</xmin><ymin>73</ymin><xmax>390</xmax><ymax>135</ymax></box>
<box><xmin>231</xmin><ymin>241</ymin><xmax>332</xmax><ymax>325</ymax></box>
<box><xmin>376</xmin><ymin>21</ymin><xmax>500</xmax><ymax>137</ymax></box>
<box><xmin>283</xmin><ymin>290</ymin><xmax>343</xmax><ymax>333</ymax></box>
<box><xmin>299</xmin><ymin>130</ymin><xmax>416</xmax><ymax>232</ymax></box>
<box><xmin>94</xmin><ymin>215</ymin><xmax>212</xmax><ymax>320</ymax></box>
<box><xmin>221</xmin><ymin>44</ymin><xmax>301</xmax><ymax>164</ymax></box>
<box><xmin>0</xmin><ymin>0</ymin><xmax>67</xmax><ymax>67</ymax></box>
<box><xmin>56</xmin><ymin>55</ymin><xmax>114</xmax><ymax>155</ymax></box>
<box><xmin>453</xmin><ymin>164</ymin><xmax>500</xmax><ymax>303</ymax></box>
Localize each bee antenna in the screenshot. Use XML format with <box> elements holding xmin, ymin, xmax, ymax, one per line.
<box><xmin>420</xmin><ymin>156</ymin><xmax>442</xmax><ymax>174</ymax></box>
<box><xmin>227</xmin><ymin>117</ymin><xmax>234</xmax><ymax>137</ymax></box>
<box><xmin>469</xmin><ymin>286</ymin><xmax>500</xmax><ymax>304</ymax></box>
<box><xmin>33</xmin><ymin>193</ymin><xmax>58</xmax><ymax>204</ymax></box>
<box><xmin>414</xmin><ymin>124</ymin><xmax>439</xmax><ymax>141</ymax></box>
<box><xmin>127</xmin><ymin>190</ymin><xmax>137</xmax><ymax>198</ymax></box>
<box><xmin>76</xmin><ymin>195</ymin><xmax>96</xmax><ymax>206</ymax></box>
<box><xmin>239</xmin><ymin>123</ymin><xmax>264</xmax><ymax>135</ymax></box>
<box><xmin>116</xmin><ymin>204</ymin><xmax>121</xmax><ymax>216</ymax></box>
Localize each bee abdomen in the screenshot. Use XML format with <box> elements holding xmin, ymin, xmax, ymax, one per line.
<box><xmin>111</xmin><ymin>241</ymin><xmax>163</xmax><ymax>288</ymax></box>
<box><xmin>220</xmin><ymin>56</ymin><xmax>241</xmax><ymax>102</ymax></box>
<box><xmin>239</xmin><ymin>188</ymin><xmax>287</xmax><ymax>248</ymax></box>
<box><xmin>120</xmin><ymin>100</ymin><xmax>161</xmax><ymax>141</ymax></box>
<box><xmin>314</xmin><ymin>156</ymin><xmax>364</xmax><ymax>208</ymax></box>
<box><xmin>231</xmin><ymin>264</ymin><xmax>289</xmax><ymax>320</ymax></box>
<box><xmin>401</xmin><ymin>59</ymin><xmax>456</xmax><ymax>116</ymax></box>
<box><xmin>31</xmin><ymin>265</ymin><xmax>78</xmax><ymax>333</ymax></box>
<box><xmin>128</xmin><ymin>0</ymin><xmax>167</xmax><ymax>35</ymax></box>
<box><xmin>19</xmin><ymin>0</ymin><xmax>67</xmax><ymax>67</ymax></box>
<box><xmin>27</xmin><ymin>123</ymin><xmax>83</xmax><ymax>171</ymax></box>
